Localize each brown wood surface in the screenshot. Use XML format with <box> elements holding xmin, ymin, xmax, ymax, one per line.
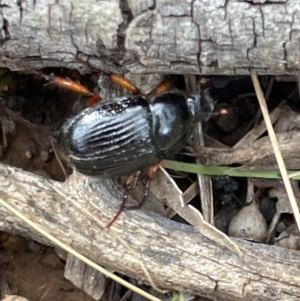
<box><xmin>0</xmin><ymin>163</ymin><xmax>300</xmax><ymax>301</ymax></box>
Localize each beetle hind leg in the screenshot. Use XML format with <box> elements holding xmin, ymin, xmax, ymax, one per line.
<box><xmin>76</xmin><ymin>56</ymin><xmax>141</xmax><ymax>95</ymax></box>
<box><xmin>109</xmin><ymin>73</ymin><xmax>141</xmax><ymax>95</ymax></box>
<box><xmin>146</xmin><ymin>79</ymin><xmax>172</xmax><ymax>96</ymax></box>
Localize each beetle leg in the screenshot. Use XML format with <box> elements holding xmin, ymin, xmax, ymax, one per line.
<box><xmin>124</xmin><ymin>177</ymin><xmax>151</xmax><ymax>211</ymax></box>
<box><xmin>146</xmin><ymin>163</ymin><xmax>160</xmax><ymax>179</ymax></box>
<box><xmin>126</xmin><ymin>170</ymin><xmax>141</xmax><ymax>188</ymax></box>
<box><xmin>42</xmin><ymin>74</ymin><xmax>102</xmax><ymax>106</ymax></box>
<box><xmin>125</xmin><ymin>163</ymin><xmax>160</xmax><ymax>208</ymax></box>
<box><xmin>106</xmin><ymin>165</ymin><xmax>161</xmax><ymax>228</ymax></box>
<box><xmin>106</xmin><ymin>192</ymin><xmax>129</xmax><ymax>228</ymax></box>
<box><xmin>86</xmin><ymin>93</ymin><xmax>102</xmax><ymax>106</ymax></box>
<box><xmin>121</xmin><ymin>164</ymin><xmax>160</xmax><ymax>213</ymax></box>
<box><xmin>123</xmin><ymin>164</ymin><xmax>160</xmax><ymax>210</ymax></box>
<box><xmin>14</xmin><ymin>59</ymin><xmax>102</xmax><ymax>106</ymax></box>
<box><xmin>45</xmin><ymin>75</ymin><xmax>93</xmax><ymax>95</ymax></box>
<box><xmin>76</xmin><ymin>56</ymin><xmax>141</xmax><ymax>95</ymax></box>
<box><xmin>106</xmin><ymin>171</ymin><xmax>141</xmax><ymax>227</ymax></box>
<box><xmin>109</xmin><ymin>74</ymin><xmax>141</xmax><ymax>95</ymax></box>
<box><xmin>146</xmin><ymin>80</ymin><xmax>172</xmax><ymax>96</ymax></box>
<box><xmin>2</xmin><ymin>57</ymin><xmax>102</xmax><ymax>105</ymax></box>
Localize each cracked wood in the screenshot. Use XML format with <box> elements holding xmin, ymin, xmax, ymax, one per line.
<box><xmin>0</xmin><ymin>0</ymin><xmax>300</xmax><ymax>76</ymax></box>
<box><xmin>1</xmin><ymin>163</ymin><xmax>300</xmax><ymax>301</ymax></box>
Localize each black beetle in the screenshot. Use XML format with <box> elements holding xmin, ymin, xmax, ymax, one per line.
<box><xmin>59</xmin><ymin>91</ymin><xmax>203</xmax><ymax>177</ymax></box>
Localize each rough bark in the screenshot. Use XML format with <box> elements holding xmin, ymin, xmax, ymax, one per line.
<box><xmin>0</xmin><ymin>0</ymin><xmax>300</xmax><ymax>77</ymax></box>
<box><xmin>198</xmin><ymin>131</ymin><xmax>300</xmax><ymax>169</ymax></box>
<box><xmin>0</xmin><ymin>163</ymin><xmax>300</xmax><ymax>301</ymax></box>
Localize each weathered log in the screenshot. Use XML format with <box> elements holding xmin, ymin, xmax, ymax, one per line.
<box><xmin>1</xmin><ymin>163</ymin><xmax>300</xmax><ymax>301</ymax></box>
<box><xmin>0</xmin><ymin>0</ymin><xmax>300</xmax><ymax>77</ymax></box>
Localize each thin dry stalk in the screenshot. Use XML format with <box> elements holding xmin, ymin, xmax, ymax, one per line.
<box><xmin>250</xmin><ymin>71</ymin><xmax>300</xmax><ymax>231</ymax></box>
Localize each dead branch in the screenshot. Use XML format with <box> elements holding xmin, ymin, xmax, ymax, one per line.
<box><xmin>197</xmin><ymin>131</ymin><xmax>300</xmax><ymax>169</ymax></box>
<box><xmin>0</xmin><ymin>163</ymin><xmax>300</xmax><ymax>301</ymax></box>
<box><xmin>1</xmin><ymin>1</ymin><xmax>300</xmax><ymax>78</ymax></box>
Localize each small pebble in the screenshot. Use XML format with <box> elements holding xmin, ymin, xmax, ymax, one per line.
<box><xmin>41</xmin><ymin>150</ymin><xmax>49</xmax><ymax>162</ymax></box>
<box><xmin>25</xmin><ymin>150</ymin><xmax>32</xmax><ymax>159</ymax></box>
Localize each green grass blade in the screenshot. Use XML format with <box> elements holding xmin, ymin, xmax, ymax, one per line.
<box><xmin>161</xmin><ymin>160</ymin><xmax>300</xmax><ymax>180</ymax></box>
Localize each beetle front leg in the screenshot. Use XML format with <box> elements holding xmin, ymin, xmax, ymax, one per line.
<box><xmin>122</xmin><ymin>164</ymin><xmax>160</xmax><ymax>211</ymax></box>
<box><xmin>124</xmin><ymin>177</ymin><xmax>151</xmax><ymax>211</ymax></box>
<box><xmin>106</xmin><ymin>165</ymin><xmax>161</xmax><ymax>227</ymax></box>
